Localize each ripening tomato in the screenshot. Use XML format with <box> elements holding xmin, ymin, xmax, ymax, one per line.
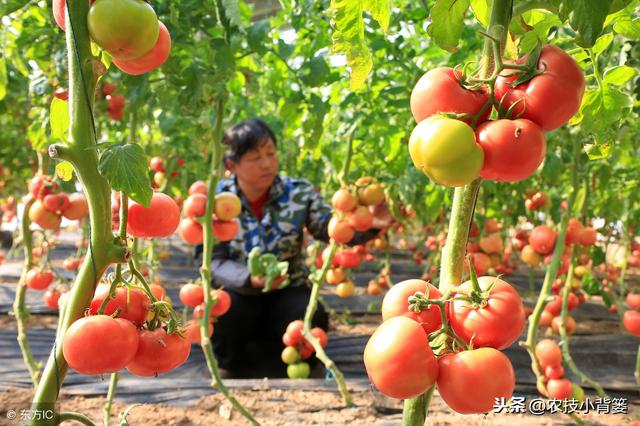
<box><xmin>580</xmin><ymin>227</ymin><xmax>597</xmax><ymax>246</ymax></box>
<box><xmin>328</xmin><ymin>217</ymin><xmax>355</xmax><ymax>244</ymax></box>
<box><xmin>126</xmin><ymin>327</ymin><xmax>191</xmax><ymax>376</ymax></box>
<box><xmin>436</xmin><ymin>348</ymin><xmax>515</xmax><ymax>414</ymax></box>
<box><xmin>149</xmin><ymin>156</ymin><xmax>165</xmax><ymax>173</ymax></box>
<box><xmin>381</xmin><ymin>279</ymin><xmax>442</xmax><ymax>334</ymax></box>
<box><xmin>475</xmin><ymin>119</ymin><xmax>546</xmax><ymax>182</ymax></box>
<box><xmin>210</xmin><ymin>289</ymin><xmax>231</xmax><ymax>316</ymax></box>
<box><xmin>494</xmin><ymin>45</ymin><xmax>585</xmax><ymax>132</ymax></box>
<box><xmin>448</xmin><ymin>276</ymin><xmax>525</xmax><ymax>350</ymax></box>
<box><xmin>535</xmin><ymin>339</ymin><xmax>562</xmax><ymax>370</ymax></box>
<box><xmin>565</xmin><ymin>218</ymin><xmax>584</xmax><ymax>245</ymax></box>
<box><xmin>113</xmin><ymin>21</ymin><xmax>171</xmax><ymax>75</ymax></box>
<box><xmin>128</xmin><ymin>193</ymin><xmax>180</xmax><ymax>238</ymax></box>
<box><xmin>338</xmin><ymin>250</ymin><xmax>360</xmax><ymax>268</ymax></box>
<box><xmin>189</xmin><ymin>180</ymin><xmax>208</xmax><ymax>195</ymax></box>
<box><xmin>627</xmin><ymin>293</ymin><xmax>640</xmax><ymax>309</ymax></box>
<box><xmin>287</xmin><ymin>362</ymin><xmax>310</xmax><ymax>379</ymax></box>
<box><xmin>281</xmin><ymin>346</ymin><xmax>300</xmax><ymax>365</ymax></box>
<box><xmin>214</xmin><ymin>192</ymin><xmax>242</xmax><ymax>221</ymax></box>
<box><xmin>545</xmin><ymin>364</ymin><xmax>565</xmax><ymax>380</ymax></box>
<box><xmin>364</xmin><ymin>317</ymin><xmax>438</xmax><ymax>399</ymax></box>
<box><xmin>53</xmin><ymin>0</ymin><xmax>94</xmax><ymax>31</ymax></box>
<box><xmin>26</xmin><ymin>270</ymin><xmax>54</xmax><ymax>290</ymax></box>
<box><xmin>29</xmin><ymin>201</ymin><xmax>62</xmax><ymax>231</ymax></box>
<box><xmin>178</xmin><ymin>218</ymin><xmax>204</xmax><ymax>245</ymax></box>
<box><xmin>355</xmin><ymin>177</ymin><xmax>385</xmax><ymax>206</ymax></box>
<box><xmin>529</xmin><ymin>225</ymin><xmax>557</xmax><ymax>255</ymax></box>
<box><xmin>410</xmin><ymin>67</ymin><xmax>490</xmax><ymax>125</ymax></box>
<box><xmin>89</xmin><ymin>284</ymin><xmax>150</xmax><ymax>326</ymax></box>
<box><xmin>409</xmin><ymin>116</ymin><xmax>484</xmax><ymax>187</ymax></box>
<box><xmin>182</xmin><ymin>319</ymin><xmax>213</xmax><ymax>344</ymax></box>
<box><xmin>551</xmin><ymin>315</ymin><xmax>575</xmax><ymax>335</ymax></box>
<box><xmin>88</xmin><ymin>0</ymin><xmax>159</xmax><ymax>60</ymax></box>
<box><xmin>43</xmin><ymin>193</ymin><xmax>71</xmax><ymax>213</ymax></box>
<box><xmin>310</xmin><ymin>327</ymin><xmax>328</xmax><ymax>348</ymax></box>
<box><xmin>44</xmin><ymin>287</ymin><xmax>68</xmax><ymax>310</ymax></box>
<box><xmin>348</xmin><ymin>205</ymin><xmax>374</xmax><ymax>232</ymax></box>
<box><xmin>546</xmin><ymin>378</ymin><xmax>573</xmax><ymax>400</ymax></box>
<box><xmin>212</xmin><ymin>219</ymin><xmax>239</xmax><ymax>242</ymax></box>
<box><xmin>335</xmin><ymin>281</ymin><xmax>356</xmax><ymax>298</ymax></box>
<box><xmin>183</xmin><ymin>194</ymin><xmax>207</xmax><ymax>218</ymax></box>
<box><xmin>521</xmin><ymin>244</ymin><xmax>542</xmax><ymax>267</ymax></box>
<box><xmin>63</xmin><ymin>315</ymin><xmax>139</xmax><ymax>375</ymax></box>
<box><xmin>62</xmin><ymin>193</ymin><xmax>89</xmax><ymax>220</ymax></box>
<box><xmin>465</xmin><ymin>252</ymin><xmax>491</xmax><ymax>276</ymax></box>
<box><xmin>539</xmin><ymin>309</ymin><xmax>554</xmax><ymax>327</ymax></box>
<box><xmin>624</xmin><ymin>310</ymin><xmax>640</xmax><ymax>336</ymax></box>
<box><xmin>331</xmin><ymin>188</ymin><xmax>357</xmax><ymax>213</ymax></box>
<box><xmin>478</xmin><ymin>233</ymin><xmax>503</xmax><ymax>254</ymax></box>
<box><xmin>179</xmin><ymin>284</ymin><xmax>204</xmax><ymax>308</ymax></box>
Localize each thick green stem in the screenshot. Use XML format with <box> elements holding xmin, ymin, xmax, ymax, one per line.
<box><xmin>103</xmin><ymin>372</ymin><xmax>119</xmax><ymax>426</ymax></box>
<box><xmin>14</xmin><ymin>196</ymin><xmax>41</xmax><ymax>387</ymax></box>
<box><xmin>30</xmin><ymin>1</ymin><xmax>127</xmax><ymax>423</ymax></box>
<box><xmin>301</xmin><ymin>242</ymin><xmax>353</xmax><ymax>406</ymax></box>
<box><xmin>56</xmin><ymin>412</ymin><xmax>97</xmax><ymax>426</ymax></box>
<box><xmin>402</xmin><ymin>387</ymin><xmax>433</xmax><ymax>426</ymax></box>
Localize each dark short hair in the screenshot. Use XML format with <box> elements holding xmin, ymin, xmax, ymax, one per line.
<box><xmin>222</xmin><ymin>119</ymin><xmax>277</xmax><ymax>163</ymax></box>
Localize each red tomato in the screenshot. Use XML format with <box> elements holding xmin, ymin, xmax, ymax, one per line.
<box><xmin>448</xmin><ymin>276</ymin><xmax>525</xmax><ymax>350</ymax></box>
<box><xmin>565</xmin><ymin>218</ymin><xmax>584</xmax><ymax>245</ymax></box>
<box><xmin>189</xmin><ymin>180</ymin><xmax>208</xmax><ymax>195</ymax></box>
<box><xmin>328</xmin><ymin>217</ymin><xmax>355</xmax><ymax>244</ymax></box>
<box><xmin>44</xmin><ymin>287</ymin><xmax>68</xmax><ymax>310</ymax></box>
<box><xmin>113</xmin><ymin>21</ymin><xmax>171</xmax><ymax>75</ymax></box>
<box><xmin>475</xmin><ymin>119</ymin><xmax>546</xmax><ymax>182</ymax></box>
<box><xmin>551</xmin><ymin>315</ymin><xmax>575</xmax><ymax>335</ymax></box>
<box><xmin>627</xmin><ymin>293</ymin><xmax>640</xmax><ymax>309</ymax></box>
<box><xmin>149</xmin><ymin>284</ymin><xmax>167</xmax><ymax>301</ymax></box>
<box><xmin>42</xmin><ymin>193</ymin><xmax>71</xmax><ymax>213</ymax></box>
<box><xmin>535</xmin><ymin>339</ymin><xmax>562</xmax><ymax>369</ymax></box>
<box><xmin>437</xmin><ymin>348</ymin><xmax>515</xmax><ymax>414</ymax></box>
<box><xmin>284</xmin><ymin>320</ymin><xmax>305</xmax><ymax>346</ymax></box>
<box><xmin>478</xmin><ymin>233</ymin><xmax>503</xmax><ymax>254</ymax></box>
<box><xmin>545</xmin><ymin>364</ymin><xmax>565</xmax><ymax>380</ymax></box>
<box><xmin>128</xmin><ymin>193</ymin><xmax>180</xmax><ymax>238</ymax></box>
<box><xmin>106</xmin><ymin>94</ymin><xmax>125</xmax><ymax>111</ymax></box>
<box><xmin>539</xmin><ymin>309</ymin><xmax>554</xmax><ymax>327</ymax></box>
<box><xmin>183</xmin><ymin>194</ymin><xmax>207</xmax><ymax>218</ymax></box>
<box><xmin>580</xmin><ymin>227</ymin><xmax>597</xmax><ymax>246</ymax></box>
<box><xmin>89</xmin><ymin>284</ymin><xmax>150</xmax><ymax>326</ymax></box>
<box><xmin>126</xmin><ymin>328</ymin><xmax>191</xmax><ymax>376</ymax></box>
<box><xmin>26</xmin><ymin>270</ymin><xmax>54</xmax><ymax>290</ymax></box>
<box><xmin>179</xmin><ymin>284</ymin><xmax>204</xmax><ymax>308</ymax></box>
<box><xmin>494</xmin><ymin>45</ymin><xmax>585</xmax><ymax>132</ymax></box>
<box><xmin>63</xmin><ymin>257</ymin><xmax>80</xmax><ymax>271</ymax></box>
<box><xmin>338</xmin><ymin>250</ymin><xmax>360</xmax><ymax>268</ymax></box>
<box><xmin>465</xmin><ymin>252</ymin><xmax>491</xmax><ymax>276</ymax></box>
<box><xmin>182</xmin><ymin>319</ymin><xmax>213</xmax><ymax>344</ymax></box>
<box><xmin>149</xmin><ymin>156</ymin><xmax>165</xmax><ymax>173</ymax></box>
<box><xmin>178</xmin><ymin>218</ymin><xmax>204</xmax><ymax>245</ymax></box>
<box><xmin>63</xmin><ymin>315</ymin><xmax>139</xmax><ymax>375</ymax></box>
<box><xmin>546</xmin><ymin>378</ymin><xmax>573</xmax><ymax>400</ymax></box>
<box><xmin>624</xmin><ymin>310</ymin><xmax>640</xmax><ymax>336</ymax></box>
<box><xmin>529</xmin><ymin>225</ymin><xmax>557</xmax><ymax>255</ymax></box>
<box><xmin>212</xmin><ymin>219</ymin><xmax>239</xmax><ymax>242</ymax></box>
<box><xmin>411</xmin><ymin>67</ymin><xmax>490</xmax><ymax>125</ymax></box>
<box><xmin>210</xmin><ymin>289</ymin><xmax>231</xmax><ymax>316</ymax></box>
<box><xmin>364</xmin><ymin>317</ymin><xmax>438</xmax><ymax>399</ymax></box>
<box><xmin>29</xmin><ymin>201</ymin><xmax>62</xmax><ymax>231</ymax></box>
<box><xmin>62</xmin><ymin>193</ymin><xmax>89</xmax><ymax>220</ymax></box>
<box><xmin>381</xmin><ymin>279</ymin><xmax>442</xmax><ymax>334</ymax></box>
<box><xmin>310</xmin><ymin>327</ymin><xmax>328</xmax><ymax>348</ymax></box>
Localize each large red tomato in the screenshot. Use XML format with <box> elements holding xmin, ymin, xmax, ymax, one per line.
<box><xmin>29</xmin><ymin>201</ymin><xmax>62</xmax><ymax>231</ymax></box>
<box><xmin>494</xmin><ymin>45</ymin><xmax>585</xmax><ymax>132</ymax></box>
<box><xmin>62</xmin><ymin>193</ymin><xmax>89</xmax><ymax>220</ymax></box>
<box><xmin>364</xmin><ymin>317</ymin><xmax>438</xmax><ymax>399</ymax></box>
<box><xmin>26</xmin><ymin>270</ymin><xmax>54</xmax><ymax>290</ymax></box>
<box><xmin>89</xmin><ymin>284</ymin><xmax>150</xmax><ymax>326</ymax></box>
<box><xmin>411</xmin><ymin>67</ymin><xmax>490</xmax><ymax>125</ymax></box>
<box><xmin>63</xmin><ymin>315</ymin><xmax>139</xmax><ymax>375</ymax></box>
<box><xmin>529</xmin><ymin>225</ymin><xmax>557</xmax><ymax>255</ymax></box>
<box><xmin>448</xmin><ymin>276</ymin><xmax>525</xmax><ymax>350</ymax></box>
<box><xmin>178</xmin><ymin>218</ymin><xmax>204</xmax><ymax>245</ymax></box>
<box><xmin>475</xmin><ymin>119</ymin><xmax>546</xmax><ymax>182</ymax></box>
<box><xmin>212</xmin><ymin>219</ymin><xmax>239</xmax><ymax>242</ymax></box>
<box><xmin>127</xmin><ymin>193</ymin><xmax>180</xmax><ymax>238</ymax></box>
<box><xmin>113</xmin><ymin>21</ymin><xmax>171</xmax><ymax>75</ymax></box>
<box><xmin>436</xmin><ymin>348</ymin><xmax>515</xmax><ymax>414</ymax></box>
<box><xmin>126</xmin><ymin>328</ymin><xmax>191</xmax><ymax>376</ymax></box>
<box><xmin>381</xmin><ymin>279</ymin><xmax>442</xmax><ymax>334</ymax></box>
<box><xmin>624</xmin><ymin>310</ymin><xmax>640</xmax><ymax>336</ymax></box>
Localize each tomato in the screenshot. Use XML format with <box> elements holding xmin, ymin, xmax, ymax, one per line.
<box><xmin>183</xmin><ymin>194</ymin><xmax>207</xmax><ymax>218</ymax></box>
<box><xmin>465</xmin><ymin>252</ymin><xmax>491</xmax><ymax>276</ymax></box>
<box><xmin>189</xmin><ymin>180</ymin><xmax>208</xmax><ymax>195</ymax></box>
<box><xmin>53</xmin><ymin>0</ymin><xmax>94</xmax><ymax>31</ymax></box>
<box><xmin>126</xmin><ymin>328</ymin><xmax>191</xmax><ymax>376</ymax></box>
<box><xmin>535</xmin><ymin>339</ymin><xmax>562</xmax><ymax>369</ymax></box>
<box><xmin>89</xmin><ymin>284</ymin><xmax>150</xmax><ymax>326</ymax></box>
<box><xmin>179</xmin><ymin>284</ymin><xmax>204</xmax><ymax>308</ymax></box>
<box><xmin>364</xmin><ymin>317</ymin><xmax>438</xmax><ymax>399</ymax></box>
<box><xmin>410</xmin><ymin>67</ymin><xmax>490</xmax><ymax>125</ymax></box>
<box><xmin>287</xmin><ymin>361</ymin><xmax>310</xmax><ymax>379</ymax></box>
<box><xmin>335</xmin><ymin>281</ymin><xmax>355</xmax><ymax>298</ymax></box>
<box><xmin>128</xmin><ymin>193</ymin><xmax>180</xmax><ymax>238</ymax></box>
<box><xmin>331</xmin><ymin>188</ymin><xmax>357</xmax><ymax>212</ymax></box>
<box><xmin>281</xmin><ymin>346</ymin><xmax>300</xmax><ymax>365</ymax></box>
<box><xmin>409</xmin><ymin>116</ymin><xmax>484</xmax><ymax>187</ymax></box>
<box><xmin>551</xmin><ymin>315</ymin><xmax>575</xmax><ymax>335</ymax></box>
<box><xmin>106</xmin><ymin>94</ymin><xmax>125</xmax><ymax>111</ymax></box>
<box><xmin>356</xmin><ymin>180</ymin><xmax>385</xmax><ymax>206</ymax></box>
<box><xmin>521</xmin><ymin>244</ymin><xmax>542</xmax><ymax>266</ymax></box>
<box><xmin>210</xmin><ymin>289</ymin><xmax>231</xmax><ymax>316</ymax></box>
<box><xmin>337</xmin><ymin>250</ymin><xmax>360</xmax><ymax>268</ymax></box>
<box><xmin>63</xmin><ymin>315</ymin><xmax>139</xmax><ymax>375</ymax></box>
<box><xmin>102</xmin><ymin>82</ymin><xmax>116</xmax><ymax>95</ymax></box>
<box><xmin>182</xmin><ymin>319</ymin><xmax>213</xmax><ymax>344</ymax></box>
<box><xmin>212</xmin><ymin>219</ymin><xmax>239</xmax><ymax>242</ymax></box>
<box><xmin>348</xmin><ymin>205</ymin><xmax>374</xmax><ymax>232</ymax></box>
<box><xmin>43</xmin><ymin>193</ymin><xmax>70</xmax><ymax>213</ymax></box>
<box><xmin>565</xmin><ymin>218</ymin><xmax>584</xmax><ymax>245</ymax></box>
<box><xmin>178</xmin><ymin>218</ymin><xmax>204</xmax><ymax>245</ymax></box>
<box><xmin>310</xmin><ymin>327</ymin><xmax>328</xmax><ymax>348</ymax></box>
<box><xmin>494</xmin><ymin>45</ymin><xmax>585</xmax><ymax>132</ymax></box>
<box><xmin>29</xmin><ymin>175</ymin><xmax>56</xmax><ymax>200</ymax></box>
<box><xmin>539</xmin><ymin>309</ymin><xmax>554</xmax><ymax>327</ymax></box>
<box><xmin>367</xmin><ymin>281</ymin><xmax>382</xmax><ymax>295</ymax></box>
<box><xmin>546</xmin><ymin>378</ymin><xmax>573</xmax><ymax>400</ymax></box>
<box><xmin>113</xmin><ymin>21</ymin><xmax>171</xmax><ymax>75</ymax></box>
<box><xmin>475</xmin><ymin>119</ymin><xmax>546</xmax><ymax>182</ymax></box>
<box><xmin>526</xmin><ymin>191</ymin><xmax>549</xmax><ymax>210</ymax></box>
<box><xmin>328</xmin><ymin>217</ymin><xmax>354</xmax><ymax>244</ymax></box>
<box><xmin>88</xmin><ymin>0</ymin><xmax>159</xmax><ymax>60</ymax></box>
<box><xmin>44</xmin><ymin>287</ymin><xmax>67</xmax><ymax>309</ymax></box>
<box><xmin>529</xmin><ymin>225</ymin><xmax>557</xmax><ymax>255</ymax></box>
<box><xmin>326</xmin><ymin>268</ymin><xmax>346</xmax><ymax>285</ymax></box>
<box><xmin>545</xmin><ymin>364</ymin><xmax>565</xmax><ymax>380</ymax></box>
<box><xmin>26</xmin><ymin>270</ymin><xmax>54</xmax><ymax>290</ymax></box>
<box><xmin>149</xmin><ymin>156</ymin><xmax>165</xmax><ymax>173</ymax></box>
<box><xmin>381</xmin><ymin>279</ymin><xmax>442</xmax><ymax>334</ymax></box>
<box><xmin>214</xmin><ymin>192</ymin><xmax>242</xmax><ymax>221</ymax></box>
<box><xmin>478</xmin><ymin>233</ymin><xmax>503</xmax><ymax>254</ymax></box>
<box><xmin>627</xmin><ymin>293</ymin><xmax>640</xmax><ymax>309</ymax></box>
<box><xmin>436</xmin><ymin>348</ymin><xmax>515</xmax><ymax>414</ymax></box>
<box><xmin>149</xmin><ymin>284</ymin><xmax>167</xmax><ymax>301</ymax></box>
<box><xmin>62</xmin><ymin>193</ymin><xmax>89</xmax><ymax>220</ymax></box>
<box><xmin>29</xmin><ymin>201</ymin><xmax>62</xmax><ymax>231</ymax></box>
<box><xmin>62</xmin><ymin>257</ymin><xmax>80</xmax><ymax>271</ymax></box>
<box><xmin>624</xmin><ymin>310</ymin><xmax>640</xmax><ymax>336</ymax></box>
<box><xmin>580</xmin><ymin>227</ymin><xmax>597</xmax><ymax>246</ymax></box>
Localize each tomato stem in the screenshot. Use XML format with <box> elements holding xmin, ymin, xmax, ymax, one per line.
<box><xmin>103</xmin><ymin>371</ymin><xmax>119</xmax><ymax>426</ymax></box>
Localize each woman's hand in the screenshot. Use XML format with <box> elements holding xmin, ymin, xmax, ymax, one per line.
<box><xmin>370</xmin><ymin>201</ymin><xmax>395</xmax><ymax>230</ymax></box>
<box><xmin>250</xmin><ymin>274</ymin><xmax>289</xmax><ymax>289</ymax></box>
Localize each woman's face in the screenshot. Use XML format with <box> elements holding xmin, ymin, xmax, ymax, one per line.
<box><xmin>229</xmin><ymin>138</ymin><xmax>279</xmax><ymax>193</ymax></box>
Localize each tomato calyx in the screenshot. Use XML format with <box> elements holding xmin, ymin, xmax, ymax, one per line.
<box><xmin>501</xmin><ymin>44</ymin><xmax>546</xmax><ymax>87</ymax></box>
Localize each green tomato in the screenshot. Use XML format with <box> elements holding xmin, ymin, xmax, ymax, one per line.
<box><xmin>88</xmin><ymin>0</ymin><xmax>159</xmax><ymax>60</ymax></box>
<box><xmin>281</xmin><ymin>346</ymin><xmax>300</xmax><ymax>365</ymax></box>
<box><xmin>408</xmin><ymin>116</ymin><xmax>484</xmax><ymax>187</ymax></box>
<box><xmin>571</xmin><ymin>383</ymin><xmax>585</xmax><ymax>401</ymax></box>
<box><xmin>287</xmin><ymin>361</ymin><xmax>310</xmax><ymax>379</ymax></box>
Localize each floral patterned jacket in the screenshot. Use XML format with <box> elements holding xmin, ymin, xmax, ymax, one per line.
<box><xmin>207</xmin><ymin>174</ymin><xmax>379</xmax><ymax>295</ymax></box>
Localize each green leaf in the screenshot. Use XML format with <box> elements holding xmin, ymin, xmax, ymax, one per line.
<box><xmin>221</xmin><ymin>0</ymin><xmax>243</xmax><ymax>28</ymax></box>
<box><xmin>470</xmin><ymin>0</ymin><xmax>490</xmax><ymax>28</ymax></box>
<box><xmin>428</xmin><ymin>0</ymin><xmax>471</xmax><ymax>51</ymax></box>
<box><xmin>571</xmin><ymin>186</ymin><xmax>586</xmax><ymax>216</ymax></box>
<box><xmin>563</xmin><ymin>0</ymin><xmax>610</xmax><ymax>47</ymax></box>
<box><xmin>247</xmin><ymin>20</ymin><xmax>270</xmax><ymax>54</ymax></box>
<box><xmin>50</xmin><ymin>97</ymin><xmax>69</xmax><ymax>142</ymax></box>
<box><xmin>603</xmin><ymin>65</ymin><xmax>637</xmax><ymax>86</ymax></box>
<box><xmin>591</xmin><ymin>32</ymin><xmax>613</xmax><ymax>56</ymax></box>
<box><xmin>517</xmin><ymin>11</ymin><xmax>562</xmax><ymax>54</ymax></box>
<box><xmin>367</xmin><ymin>0</ymin><xmax>391</xmax><ymax>32</ymax></box>
<box><xmin>542</xmin><ymin>152</ymin><xmax>562</xmax><ymax>184</ymax></box>
<box><xmin>300</xmin><ymin>56</ymin><xmax>331</xmax><ymax>87</ymax></box>
<box><xmin>0</xmin><ymin>58</ymin><xmax>6</xmax><ymax>101</ymax></box>
<box><xmin>98</xmin><ymin>144</ymin><xmax>152</xmax><ymax>207</ymax></box>
<box><xmin>55</xmin><ymin>161</ymin><xmax>74</xmax><ymax>182</ymax></box>
<box><xmin>614</xmin><ymin>18</ymin><xmax>640</xmax><ymax>40</ymax></box>
<box><xmin>577</xmin><ymin>86</ymin><xmax>633</xmax><ymax>137</ymax></box>
<box><xmin>584</xmin><ymin>142</ymin><xmax>612</xmax><ymax>160</ymax></box>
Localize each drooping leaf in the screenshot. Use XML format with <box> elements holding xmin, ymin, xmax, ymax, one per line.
<box><xmin>428</xmin><ymin>0</ymin><xmax>471</xmax><ymax>51</ymax></box>
<box><xmin>591</xmin><ymin>32</ymin><xmax>613</xmax><ymax>56</ymax></box>
<box><xmin>603</xmin><ymin>65</ymin><xmax>637</xmax><ymax>86</ymax></box>
<box><xmin>470</xmin><ymin>0</ymin><xmax>490</xmax><ymax>28</ymax></box>
<box><xmin>50</xmin><ymin>97</ymin><xmax>69</xmax><ymax>142</ymax></box>
<box><xmin>562</xmin><ymin>0</ymin><xmax>610</xmax><ymax>47</ymax></box>
<box><xmin>98</xmin><ymin>144</ymin><xmax>152</xmax><ymax>207</ymax></box>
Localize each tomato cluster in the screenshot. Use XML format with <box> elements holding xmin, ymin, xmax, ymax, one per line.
<box><xmin>535</xmin><ymin>339</ymin><xmax>584</xmax><ymax>400</ymax></box>
<box><xmin>364</xmin><ymin>277</ymin><xmax>523</xmax><ymax>413</ymax></box>
<box><xmin>27</xmin><ymin>176</ymin><xmax>89</xmax><ymax>231</ymax></box>
<box><xmin>1</xmin><ymin>196</ymin><xmax>17</xmax><ymax>223</ymax></box>
<box><xmin>180</xmin><ymin>286</ymin><xmax>231</xmax><ymax>344</ymax></box>
<box><xmin>321</xmin><ymin>246</ymin><xmax>364</xmax><ymax>298</ymax></box>
<box><xmin>465</xmin><ymin>219</ymin><xmax>517</xmax><ymax>276</ymax></box>
<box><xmin>329</xmin><ymin>177</ymin><xmax>385</xmax><ymax>243</ymax></box>
<box><xmin>280</xmin><ymin>320</ymin><xmax>328</xmax><ymax>379</ymax></box>
<box><xmin>409</xmin><ymin>46</ymin><xmax>584</xmax><ymax>187</ymax></box>
<box><xmin>525</xmin><ymin>190</ymin><xmax>549</xmax><ymax>211</ymax></box>
<box><xmin>177</xmin><ymin>181</ymin><xmax>241</xmax><ymax>245</ymax></box>
<box><xmin>624</xmin><ymin>293</ymin><xmax>640</xmax><ymax>336</ymax></box>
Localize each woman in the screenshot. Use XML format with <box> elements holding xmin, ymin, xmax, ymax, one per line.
<box><xmin>206</xmin><ymin>118</ymin><xmax>391</xmax><ymax>378</ymax></box>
